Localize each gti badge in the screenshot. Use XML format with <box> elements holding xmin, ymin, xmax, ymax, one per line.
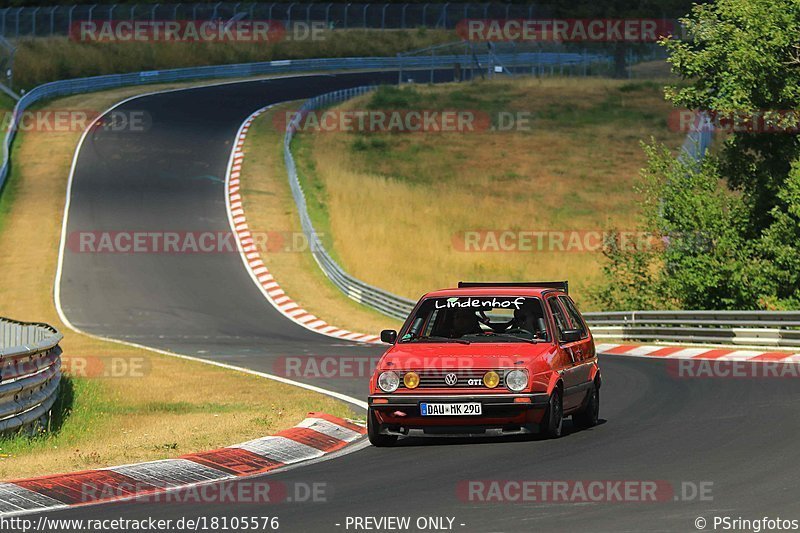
<box><xmin>444</xmin><ymin>373</ymin><xmax>458</xmax><ymax>386</ymax></box>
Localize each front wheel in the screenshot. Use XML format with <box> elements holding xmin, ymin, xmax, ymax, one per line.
<box><xmin>573</xmin><ymin>382</ymin><xmax>600</xmax><ymax>429</ymax></box>
<box><xmin>541</xmin><ymin>389</ymin><xmax>563</xmax><ymax>439</ymax></box>
<box><xmin>367</xmin><ymin>408</ymin><xmax>397</xmax><ymax>447</ymax></box>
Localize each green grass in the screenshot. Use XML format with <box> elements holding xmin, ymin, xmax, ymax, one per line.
<box><xmin>0</xmin><ymin>377</ymin><xmax>99</xmax><ymax>456</ymax></box>
<box><xmin>291</xmin><ymin>131</ymin><xmax>344</xmax><ymax>264</ymax></box>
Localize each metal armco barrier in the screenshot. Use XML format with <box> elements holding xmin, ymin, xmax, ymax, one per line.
<box><xmin>583</xmin><ymin>311</ymin><xmax>800</xmax><ymax>348</ymax></box>
<box><xmin>0</xmin><ymin>51</ymin><xmax>606</xmax><ymax>194</ymax></box>
<box><xmin>284</xmin><ymin>86</ymin><xmax>416</xmax><ymax>321</ymax></box>
<box><xmin>0</xmin><ymin>317</ymin><xmax>62</xmax><ymax>434</ymax></box>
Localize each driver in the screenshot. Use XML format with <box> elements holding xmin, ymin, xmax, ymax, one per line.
<box><xmin>450</xmin><ymin>309</ymin><xmax>482</xmax><ymax>337</ymax></box>
<box><xmin>511</xmin><ymin>303</ymin><xmax>543</xmax><ymax>337</ymax></box>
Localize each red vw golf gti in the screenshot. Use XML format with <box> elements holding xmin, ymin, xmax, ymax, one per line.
<box><xmin>367</xmin><ymin>282</ymin><xmax>601</xmax><ymax>446</ymax></box>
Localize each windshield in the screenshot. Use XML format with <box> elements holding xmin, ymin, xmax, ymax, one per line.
<box><xmin>399</xmin><ymin>296</ymin><xmax>550</xmax><ymax>344</ymax></box>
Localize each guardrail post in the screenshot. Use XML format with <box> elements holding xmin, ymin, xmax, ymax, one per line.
<box><xmin>49</xmin><ymin>6</ymin><xmax>57</xmax><ymax>36</ymax></box>
<box><xmin>31</xmin><ymin>7</ymin><xmax>39</xmax><ymax>36</ymax></box>
<box><xmin>15</xmin><ymin>7</ymin><xmax>23</xmax><ymax>38</ymax></box>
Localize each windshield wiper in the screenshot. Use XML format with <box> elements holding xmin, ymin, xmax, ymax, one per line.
<box><xmin>468</xmin><ymin>332</ymin><xmax>540</xmax><ymax>344</ymax></box>
<box><xmin>406</xmin><ymin>335</ymin><xmax>471</xmax><ymax>345</ymax></box>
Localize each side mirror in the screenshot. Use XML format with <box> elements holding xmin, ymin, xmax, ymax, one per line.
<box><xmin>380</xmin><ymin>329</ymin><xmax>398</xmax><ymax>344</ymax></box>
<box><xmin>562</xmin><ymin>329</ymin><xmax>582</xmax><ymax>343</ymax></box>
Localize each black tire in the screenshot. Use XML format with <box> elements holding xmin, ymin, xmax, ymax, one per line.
<box><xmin>541</xmin><ymin>388</ymin><xmax>563</xmax><ymax>439</ymax></box>
<box><xmin>573</xmin><ymin>382</ymin><xmax>600</xmax><ymax>429</ymax></box>
<box><xmin>367</xmin><ymin>408</ymin><xmax>397</xmax><ymax>447</ymax></box>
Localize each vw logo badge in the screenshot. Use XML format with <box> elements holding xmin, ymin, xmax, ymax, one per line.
<box><xmin>444</xmin><ymin>373</ymin><xmax>458</xmax><ymax>386</ymax></box>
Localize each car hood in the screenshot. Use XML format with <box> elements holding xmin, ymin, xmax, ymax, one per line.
<box><xmin>380</xmin><ymin>342</ymin><xmax>557</xmax><ymax>371</ymax></box>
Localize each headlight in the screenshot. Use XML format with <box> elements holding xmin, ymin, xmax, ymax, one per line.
<box><xmin>505</xmin><ymin>370</ymin><xmax>528</xmax><ymax>392</ymax></box>
<box><xmin>378</xmin><ymin>371</ymin><xmax>400</xmax><ymax>393</ymax></box>
<box><xmin>483</xmin><ymin>371</ymin><xmax>500</xmax><ymax>388</ymax></box>
<box><xmin>403</xmin><ymin>371</ymin><xmax>420</xmax><ymax>389</ymax></box>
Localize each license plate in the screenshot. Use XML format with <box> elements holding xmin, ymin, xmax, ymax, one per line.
<box><xmin>420</xmin><ymin>402</ymin><xmax>482</xmax><ymax>416</ymax></box>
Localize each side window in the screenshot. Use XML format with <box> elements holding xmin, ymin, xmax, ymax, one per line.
<box><xmin>559</xmin><ymin>296</ymin><xmax>587</xmax><ymax>338</ymax></box>
<box><xmin>547</xmin><ymin>298</ymin><xmax>569</xmax><ymax>343</ymax></box>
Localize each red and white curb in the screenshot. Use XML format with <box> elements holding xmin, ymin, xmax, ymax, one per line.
<box><xmin>226</xmin><ymin>107</ymin><xmax>380</xmax><ymax>344</ymax></box>
<box><xmin>597</xmin><ymin>343</ymin><xmax>800</xmax><ymax>363</ymax></box>
<box><xmin>0</xmin><ymin>413</ymin><xmax>364</xmax><ymax>516</ymax></box>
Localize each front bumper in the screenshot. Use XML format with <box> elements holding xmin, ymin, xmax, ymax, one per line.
<box><xmin>368</xmin><ymin>393</ymin><xmax>549</xmax><ymax>409</ymax></box>
<box><xmin>368</xmin><ymin>393</ymin><xmax>550</xmax><ymax>435</ymax></box>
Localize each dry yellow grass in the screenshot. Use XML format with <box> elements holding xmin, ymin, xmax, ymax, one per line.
<box><xmin>294</xmin><ymin>77</ymin><xmax>684</xmax><ymax>311</ymax></box>
<box><xmin>0</xmin><ymin>80</ymin><xmax>352</xmax><ymax>480</ymax></box>
<box><xmin>239</xmin><ymin>103</ymin><xmax>401</xmax><ymax>334</ymax></box>
<box><xmin>14</xmin><ymin>29</ymin><xmax>455</xmax><ymax>89</ymax></box>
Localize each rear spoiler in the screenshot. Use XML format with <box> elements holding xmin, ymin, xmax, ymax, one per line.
<box><xmin>457</xmin><ymin>281</ymin><xmax>568</xmax><ymax>294</ymax></box>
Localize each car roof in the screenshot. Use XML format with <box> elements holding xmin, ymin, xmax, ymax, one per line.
<box><xmin>423</xmin><ymin>287</ymin><xmax>563</xmax><ymax>298</ymax></box>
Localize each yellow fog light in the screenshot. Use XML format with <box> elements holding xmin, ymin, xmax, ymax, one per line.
<box><xmin>404</xmin><ymin>371</ymin><xmax>420</xmax><ymax>389</ymax></box>
<box><xmin>483</xmin><ymin>371</ymin><xmax>500</xmax><ymax>388</ymax></box>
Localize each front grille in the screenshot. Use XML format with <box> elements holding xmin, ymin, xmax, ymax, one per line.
<box><xmin>398</xmin><ymin>368</ymin><xmax>508</xmax><ymax>389</ymax></box>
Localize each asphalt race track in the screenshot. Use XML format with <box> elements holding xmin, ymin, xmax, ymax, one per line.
<box><xmin>58</xmin><ymin>72</ymin><xmax>401</xmax><ymax>399</ymax></box>
<box><xmin>50</xmin><ymin>73</ymin><xmax>800</xmax><ymax>531</ymax></box>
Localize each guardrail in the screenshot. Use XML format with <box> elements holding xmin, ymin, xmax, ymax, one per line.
<box><xmin>0</xmin><ymin>317</ymin><xmax>62</xmax><ymax>435</ymax></box>
<box><xmin>0</xmin><ymin>50</ymin><xmax>607</xmax><ymax>194</ymax></box>
<box><xmin>583</xmin><ymin>311</ymin><xmax>800</xmax><ymax>348</ymax></box>
<box><xmin>284</xmin><ymin>86</ymin><xmax>416</xmax><ymax>321</ymax></box>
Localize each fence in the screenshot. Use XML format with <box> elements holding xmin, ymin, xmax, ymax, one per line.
<box><xmin>0</xmin><ymin>317</ymin><xmax>62</xmax><ymax>435</ymax></box>
<box><xmin>0</xmin><ymin>3</ymin><xmax>671</xmax><ymax>38</ymax></box>
<box><xmin>584</xmin><ymin>311</ymin><xmax>800</xmax><ymax>348</ymax></box>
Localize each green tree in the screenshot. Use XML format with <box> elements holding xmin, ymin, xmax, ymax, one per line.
<box><xmin>593</xmin><ymin>0</ymin><xmax>800</xmax><ymax>310</ymax></box>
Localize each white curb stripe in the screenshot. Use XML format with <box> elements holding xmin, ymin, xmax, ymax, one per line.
<box><xmin>223</xmin><ymin>105</ymin><xmax>384</xmax><ymax>344</ymax></box>
<box><xmin>233</xmin><ymin>436</ymin><xmax>324</xmax><ymax>464</ymax></box>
